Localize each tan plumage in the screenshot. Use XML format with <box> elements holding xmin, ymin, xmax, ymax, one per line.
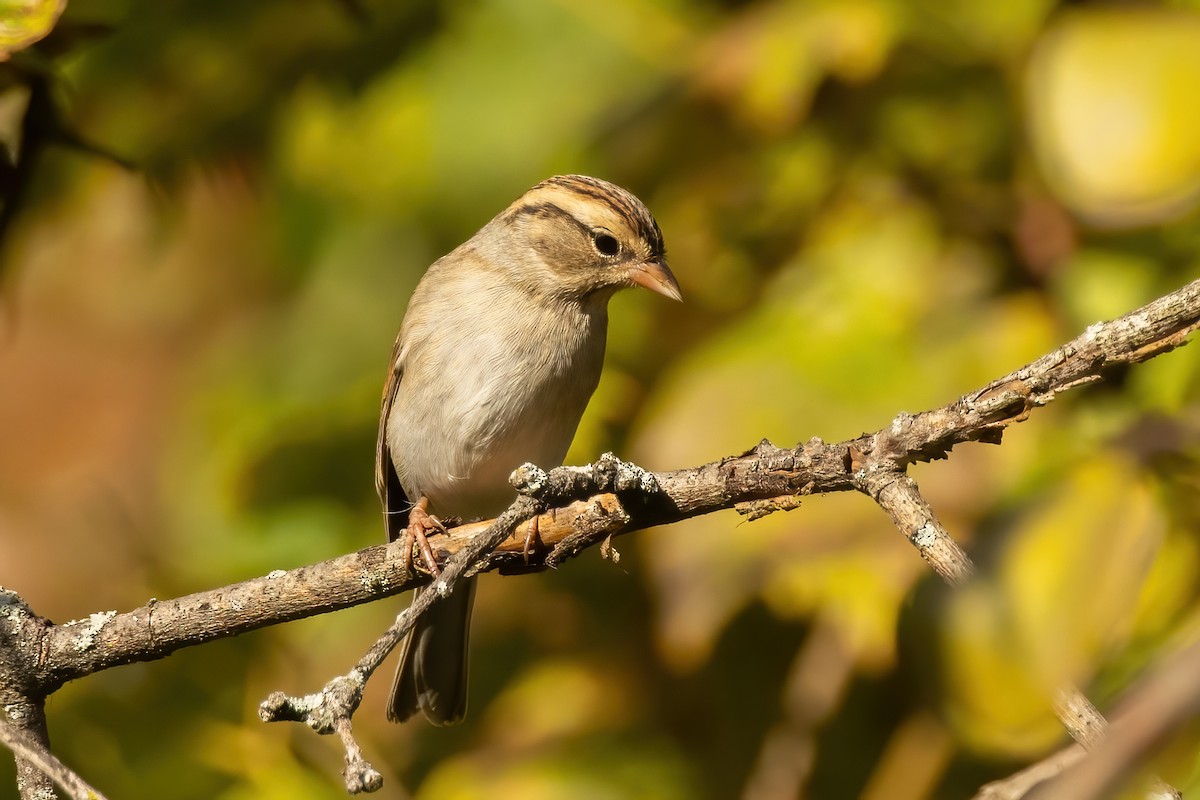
<box><xmin>376</xmin><ymin>175</ymin><xmax>679</xmax><ymax>725</ymax></box>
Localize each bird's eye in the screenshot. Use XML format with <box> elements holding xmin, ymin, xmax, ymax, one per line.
<box><xmin>591</xmin><ymin>231</ymin><xmax>621</xmax><ymax>257</ymax></box>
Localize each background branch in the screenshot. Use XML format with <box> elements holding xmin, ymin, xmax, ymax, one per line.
<box><xmin>1027</xmin><ymin>641</ymin><xmax>1200</xmax><ymax>800</ymax></box>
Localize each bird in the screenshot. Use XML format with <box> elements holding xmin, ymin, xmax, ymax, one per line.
<box><xmin>375</xmin><ymin>174</ymin><xmax>680</xmax><ymax>725</ymax></box>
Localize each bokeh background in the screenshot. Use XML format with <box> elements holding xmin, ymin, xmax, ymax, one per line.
<box><xmin>2</xmin><ymin>0</ymin><xmax>1200</xmax><ymax>797</ymax></box>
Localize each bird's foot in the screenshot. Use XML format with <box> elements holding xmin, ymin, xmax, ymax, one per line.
<box><xmin>403</xmin><ymin>497</ymin><xmax>447</xmax><ymax>577</ymax></box>
<box><xmin>521</xmin><ymin>514</ymin><xmax>544</xmax><ymax>565</ymax></box>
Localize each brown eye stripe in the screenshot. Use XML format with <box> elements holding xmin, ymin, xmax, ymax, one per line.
<box><xmin>510</xmin><ymin>201</ymin><xmax>593</xmax><ymax>239</ymax></box>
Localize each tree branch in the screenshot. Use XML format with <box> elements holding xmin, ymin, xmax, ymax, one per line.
<box><xmin>0</xmin><ymin>715</ymin><xmax>107</xmax><ymax>800</ymax></box>
<box><xmin>971</xmin><ymin>636</ymin><xmax>1200</xmax><ymax>800</ymax></box>
<box><xmin>1026</xmin><ymin>641</ymin><xmax>1200</xmax><ymax>800</ymax></box>
<box><xmin>973</xmin><ymin>743</ymin><xmax>1087</xmax><ymax>800</ymax></box>
<box><xmin>21</xmin><ymin>281</ymin><xmax>1199</xmax><ymax>690</ymax></box>
<box><xmin>3</xmin><ymin>278</ymin><xmax>1198</xmax><ymax>796</ymax></box>
<box><xmin>259</xmin><ymin>495</ymin><xmax>545</xmax><ymax>791</ymax></box>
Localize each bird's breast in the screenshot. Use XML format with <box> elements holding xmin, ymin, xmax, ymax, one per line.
<box><xmin>386</xmin><ymin>293</ymin><xmax>607</xmax><ymax>519</ymax></box>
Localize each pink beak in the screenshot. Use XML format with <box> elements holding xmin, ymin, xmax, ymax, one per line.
<box><xmin>628</xmin><ymin>260</ymin><xmax>682</xmax><ymax>302</ymax></box>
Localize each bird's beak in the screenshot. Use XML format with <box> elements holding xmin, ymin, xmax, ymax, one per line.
<box><xmin>628</xmin><ymin>259</ymin><xmax>682</xmax><ymax>302</ymax></box>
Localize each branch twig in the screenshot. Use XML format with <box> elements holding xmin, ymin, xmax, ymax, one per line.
<box><xmin>973</xmin><ymin>743</ymin><xmax>1087</xmax><ymax>800</ymax></box>
<box><xmin>0</xmin><ymin>710</ymin><xmax>106</xmax><ymax>800</ymax></box>
<box><xmin>258</xmin><ymin>496</ymin><xmax>542</xmax><ymax>792</ymax></box>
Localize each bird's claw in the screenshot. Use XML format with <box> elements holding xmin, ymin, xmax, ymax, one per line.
<box><xmin>403</xmin><ymin>497</ymin><xmax>446</xmax><ymax>577</ymax></box>
<box><xmin>521</xmin><ymin>515</ymin><xmax>544</xmax><ymax>565</ymax></box>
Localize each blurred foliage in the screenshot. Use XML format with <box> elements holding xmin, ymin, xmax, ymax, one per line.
<box><xmin>2</xmin><ymin>0</ymin><xmax>1200</xmax><ymax>798</ymax></box>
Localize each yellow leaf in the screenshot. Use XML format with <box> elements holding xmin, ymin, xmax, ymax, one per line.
<box><xmin>1027</xmin><ymin>8</ymin><xmax>1200</xmax><ymax>226</ymax></box>
<box><xmin>0</xmin><ymin>0</ymin><xmax>64</xmax><ymax>59</ymax></box>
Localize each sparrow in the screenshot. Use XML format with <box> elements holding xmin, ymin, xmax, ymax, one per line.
<box><xmin>376</xmin><ymin>174</ymin><xmax>680</xmax><ymax>724</ymax></box>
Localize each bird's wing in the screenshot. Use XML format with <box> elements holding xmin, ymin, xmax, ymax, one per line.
<box><xmin>375</xmin><ymin>330</ymin><xmax>410</xmax><ymax>542</ymax></box>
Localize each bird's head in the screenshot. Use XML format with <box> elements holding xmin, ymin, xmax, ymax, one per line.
<box><xmin>490</xmin><ymin>174</ymin><xmax>681</xmax><ymax>303</ymax></box>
